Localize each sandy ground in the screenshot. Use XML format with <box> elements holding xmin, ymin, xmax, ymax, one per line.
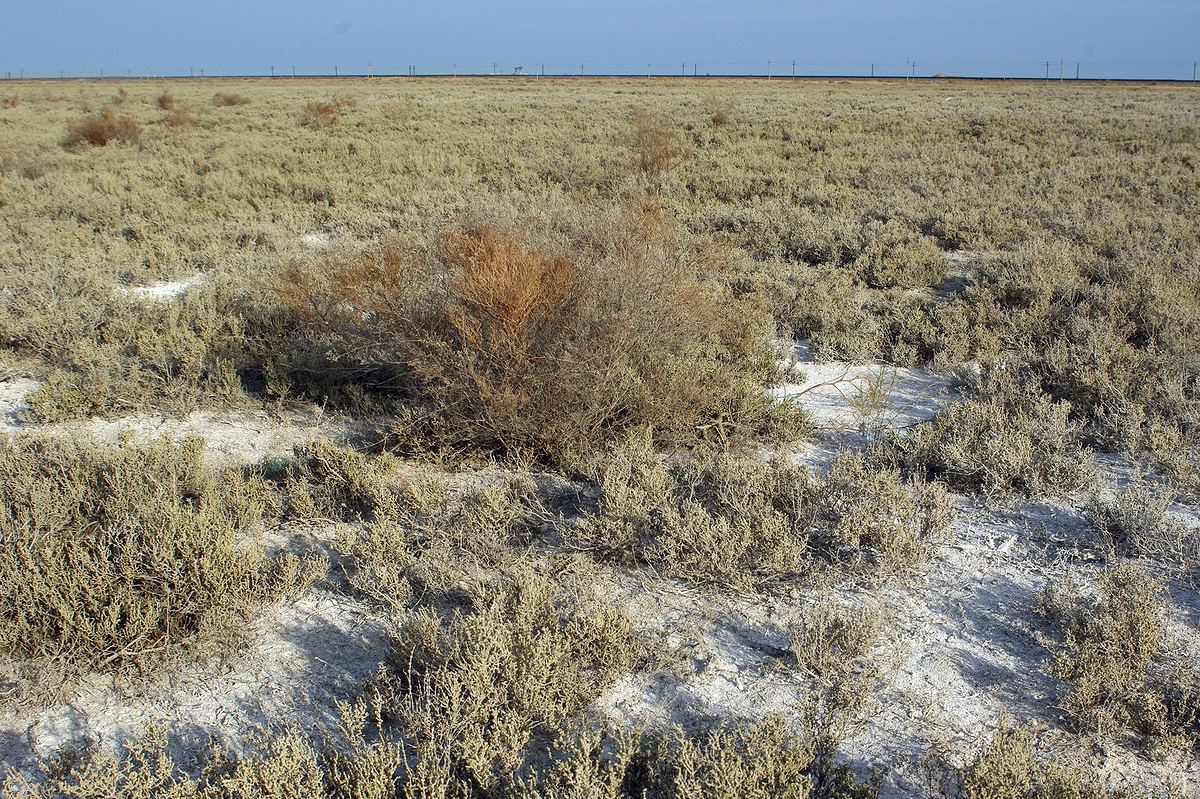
<box><xmin>0</xmin><ymin>344</ymin><xmax>1197</xmax><ymax>794</ymax></box>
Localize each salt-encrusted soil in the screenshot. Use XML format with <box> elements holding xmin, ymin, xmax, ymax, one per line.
<box><xmin>1</xmin><ymin>346</ymin><xmax>1197</xmax><ymax>797</ymax></box>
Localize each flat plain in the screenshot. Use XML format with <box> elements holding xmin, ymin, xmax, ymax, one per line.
<box><xmin>0</xmin><ymin>76</ymin><xmax>1198</xmax><ymax>798</ymax></box>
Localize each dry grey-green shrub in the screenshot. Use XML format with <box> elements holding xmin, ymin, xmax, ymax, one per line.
<box><xmin>814</xmin><ymin>453</ymin><xmax>954</xmax><ymax>573</ymax></box>
<box><xmin>278</xmin><ymin>438</ymin><xmax>407</xmax><ymax>523</ymax></box>
<box><xmin>852</xmin><ymin>219</ymin><xmax>946</xmax><ymax>290</ymax></box>
<box><xmin>0</xmin><ymin>435</ymin><xmax>320</xmax><ymax>694</ymax></box>
<box><xmin>874</xmin><ymin>368</ymin><xmax>1094</xmax><ymax>496</ymax></box>
<box><xmin>959</xmin><ymin>721</ymin><xmax>1120</xmax><ymax>799</ymax></box>
<box><xmin>1088</xmin><ymin>480</ymin><xmax>1199</xmax><ymax>571</ymax></box>
<box><xmin>790</xmin><ymin>601</ymin><xmax>888</xmax><ymax>756</ymax></box>
<box><xmin>275</xmin><ymin>203</ymin><xmax>797</xmax><ymax>467</ymax></box>
<box><xmin>571</xmin><ymin>436</ymin><xmax>952</xmax><ymax>588</ymax></box>
<box><xmin>6</xmin><ymin>710</ymin><xmax>882</xmax><ymax>799</ymax></box>
<box><xmin>1037</xmin><ymin>565</ymin><xmax>1199</xmax><ymax>752</ymax></box>
<box><xmin>1</xmin><ymin>272</ymin><xmax>246</xmax><ymax>422</ymax></box>
<box><xmin>627</xmin><ymin>110</ymin><xmax>689</xmax><ymax>178</ymax></box>
<box><xmin>376</xmin><ymin>565</ymin><xmax>644</xmax><ymax>797</ymax></box>
<box><xmin>339</xmin><ymin>471</ymin><xmax>544</xmax><ymax>609</ymax></box>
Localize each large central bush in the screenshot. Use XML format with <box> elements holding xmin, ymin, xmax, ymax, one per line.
<box><xmin>276</xmin><ymin>202</ymin><xmax>789</xmax><ymax>465</ymax></box>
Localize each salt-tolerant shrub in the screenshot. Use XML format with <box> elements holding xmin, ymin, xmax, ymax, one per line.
<box><xmin>1038</xmin><ymin>565</ymin><xmax>1199</xmax><ymax>752</ymax></box>
<box><xmin>874</xmin><ymin>367</ymin><xmax>1094</xmax><ymax>496</ymax></box>
<box><xmin>213</xmin><ymin>91</ymin><xmax>251</xmax><ymax>106</ymax></box>
<box><xmin>62</xmin><ymin>108</ymin><xmax>140</xmax><ymax>147</ymax></box>
<box><xmin>275</xmin><ymin>204</ymin><xmax>794</xmax><ymax>465</ymax></box>
<box><xmin>0</xmin><ymin>436</ymin><xmax>320</xmax><ymax>692</ymax></box>
<box><xmin>571</xmin><ymin>436</ymin><xmax>952</xmax><ymax>587</ymax></box>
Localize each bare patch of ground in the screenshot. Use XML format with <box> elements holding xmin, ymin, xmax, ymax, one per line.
<box><xmin>0</xmin><ymin>580</ymin><xmax>390</xmax><ymax>777</ymax></box>
<box><xmin>117</xmin><ymin>273</ymin><xmax>207</xmax><ymax>302</ymax></box>
<box><xmin>0</xmin><ymin>377</ymin><xmax>362</xmax><ymax>466</ymax></box>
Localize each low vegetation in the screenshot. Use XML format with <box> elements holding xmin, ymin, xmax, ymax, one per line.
<box><xmin>872</xmin><ymin>366</ymin><xmax>1095</xmax><ymax>496</ymax></box>
<box><xmin>213</xmin><ymin>91</ymin><xmax>251</xmax><ymax>106</ymax></box>
<box><xmin>1038</xmin><ymin>566</ymin><xmax>1199</xmax><ymax>753</ymax></box>
<box><xmin>0</xmin><ymin>436</ymin><xmax>319</xmax><ymax>700</ymax></box>
<box><xmin>1</xmin><ymin>77</ymin><xmax>1197</xmax><ymax>793</ymax></box>
<box><xmin>275</xmin><ymin>204</ymin><xmax>793</xmax><ymax>466</ymax></box>
<box><xmin>62</xmin><ymin>108</ymin><xmax>141</xmax><ymax>147</ymax></box>
<box><xmin>959</xmin><ymin>721</ymin><xmax>1124</xmax><ymax>799</ymax></box>
<box><xmin>1089</xmin><ymin>480</ymin><xmax>1199</xmax><ymax>572</ymax></box>
<box><xmin>300</xmin><ymin>96</ymin><xmax>355</xmax><ymax>126</ymax></box>
<box><xmin>570</xmin><ymin>436</ymin><xmax>951</xmax><ymax>587</ymax></box>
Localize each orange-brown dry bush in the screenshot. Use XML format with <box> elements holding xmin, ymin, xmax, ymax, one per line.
<box><xmin>1</xmin><ymin>96</ymin><xmax>17</xmax><ymax>109</ymax></box>
<box><xmin>213</xmin><ymin>92</ymin><xmax>251</xmax><ymax>107</ymax></box>
<box><xmin>163</xmin><ymin>103</ymin><xmax>195</xmax><ymax>128</ymax></box>
<box><xmin>274</xmin><ymin>207</ymin><xmax>780</xmax><ymax>464</ymax></box>
<box><xmin>63</xmin><ymin>108</ymin><xmax>141</xmax><ymax>147</ymax></box>
<box><xmin>628</xmin><ymin>110</ymin><xmax>689</xmax><ymax>177</ymax></box>
<box><xmin>300</xmin><ymin>97</ymin><xmax>355</xmax><ymax>126</ymax></box>
<box><xmin>157</xmin><ymin>91</ymin><xmax>176</xmax><ymax>110</ymax></box>
<box><xmin>301</xmin><ymin>101</ymin><xmax>339</xmax><ymax>126</ymax></box>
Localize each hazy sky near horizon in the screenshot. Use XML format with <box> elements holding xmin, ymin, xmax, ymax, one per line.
<box><xmin>3</xmin><ymin>1</ymin><xmax>1198</xmax><ymax>79</ymax></box>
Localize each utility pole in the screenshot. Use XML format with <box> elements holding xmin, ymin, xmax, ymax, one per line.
<box><xmin>681</xmin><ymin>62</ymin><xmax>685</xmax><ymax>76</ymax></box>
<box><xmin>791</xmin><ymin>60</ymin><xmax>795</xmax><ymax>78</ymax></box>
<box><xmin>1045</xmin><ymin>61</ymin><xmax>1050</xmax><ymax>79</ymax></box>
<box><xmin>270</xmin><ymin>65</ymin><xmax>274</xmax><ymax>77</ymax></box>
<box><xmin>1075</xmin><ymin>62</ymin><xmax>1080</xmax><ymax>80</ymax></box>
<box><xmin>1194</xmin><ymin>61</ymin><xmax>1197</xmax><ymax>82</ymax></box>
<box><xmin>767</xmin><ymin>59</ymin><xmax>771</xmax><ymax>79</ymax></box>
<box><xmin>334</xmin><ymin>65</ymin><xmax>338</xmax><ymax>77</ymax></box>
<box><xmin>693</xmin><ymin>63</ymin><xmax>697</xmax><ymax>76</ymax></box>
<box><xmin>580</xmin><ymin>64</ymin><xmax>584</xmax><ymax>77</ymax></box>
<box><xmin>1059</xmin><ymin>59</ymin><xmax>1063</xmax><ymax>80</ymax></box>
<box><xmin>647</xmin><ymin>63</ymin><xmax>651</xmax><ymax>79</ymax></box>
<box><xmin>291</xmin><ymin>65</ymin><xmax>295</xmax><ymax>77</ymax></box>
<box><xmin>870</xmin><ymin>63</ymin><xmax>874</xmax><ymax>78</ymax></box>
<box><xmin>367</xmin><ymin>62</ymin><xmax>372</xmax><ymax>78</ymax></box>
<box><xmin>492</xmin><ymin>62</ymin><xmax>497</xmax><ymax>76</ymax></box>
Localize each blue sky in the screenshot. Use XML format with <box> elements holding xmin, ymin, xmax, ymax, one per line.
<box><xmin>2</xmin><ymin>1</ymin><xmax>1198</xmax><ymax>79</ymax></box>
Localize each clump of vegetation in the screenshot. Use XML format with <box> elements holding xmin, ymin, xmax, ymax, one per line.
<box><xmin>300</xmin><ymin>96</ymin><xmax>355</xmax><ymax>126</ymax></box>
<box><xmin>62</xmin><ymin>108</ymin><xmax>141</xmax><ymax>147</ymax></box>
<box><xmin>1037</xmin><ymin>565</ymin><xmax>1199</xmax><ymax>753</ymax></box>
<box><xmin>0</xmin><ymin>436</ymin><xmax>320</xmax><ymax>693</ymax></box>
<box><xmin>213</xmin><ymin>91</ymin><xmax>251</xmax><ymax>106</ymax></box>
<box><xmin>378</xmin><ymin>567</ymin><xmax>644</xmax><ymax>794</ymax></box>
<box><xmin>628</xmin><ymin>110</ymin><xmax>689</xmax><ymax>177</ymax></box>
<box><xmin>156</xmin><ymin>90</ymin><xmax>175</xmax><ymax>110</ymax></box>
<box><xmin>275</xmin><ymin>205</ymin><xmax>791</xmax><ymax>466</ymax></box>
<box><xmin>873</xmin><ymin>367</ymin><xmax>1094</xmax><ymax>496</ymax></box>
<box><xmin>852</xmin><ymin>219</ymin><xmax>946</xmax><ymax>289</ymax></box>
<box><xmin>791</xmin><ymin>601</ymin><xmax>888</xmax><ymax>756</ymax></box>
<box><xmin>959</xmin><ymin>721</ymin><xmax>1119</xmax><ymax>799</ymax></box>
<box><xmin>1</xmin><ymin>95</ymin><xmax>18</xmax><ymax>108</ymax></box>
<box><xmin>110</xmin><ymin>87</ymin><xmax>128</xmax><ymax>105</ymax></box>
<box><xmin>570</xmin><ymin>436</ymin><xmax>951</xmax><ymax>587</ymax></box>
<box><xmin>703</xmin><ymin>96</ymin><xmax>734</xmax><ymax>127</ymax></box>
<box><xmin>163</xmin><ymin>102</ymin><xmax>195</xmax><ymax>129</ymax></box>
<box><xmin>1088</xmin><ymin>480</ymin><xmax>1198</xmax><ymax>572</ymax></box>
